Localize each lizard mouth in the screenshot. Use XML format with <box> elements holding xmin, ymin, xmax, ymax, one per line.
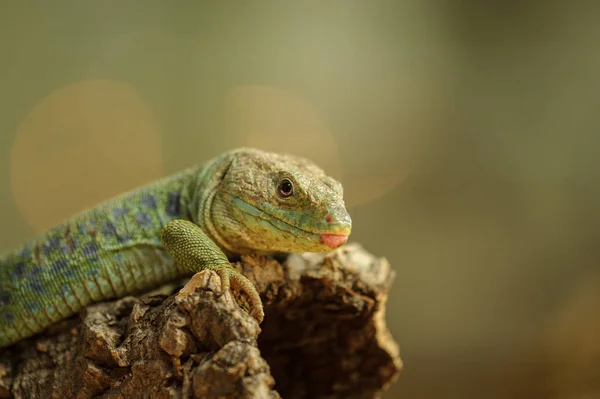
<box><xmin>320</xmin><ymin>234</ymin><xmax>348</xmax><ymax>249</ymax></box>
<box><xmin>232</xmin><ymin>197</ymin><xmax>351</xmax><ymax>239</ymax></box>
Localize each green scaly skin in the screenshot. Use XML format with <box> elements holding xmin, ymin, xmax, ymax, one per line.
<box><xmin>0</xmin><ymin>148</ymin><xmax>352</xmax><ymax>348</ymax></box>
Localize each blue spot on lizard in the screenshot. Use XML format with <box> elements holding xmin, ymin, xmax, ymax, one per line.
<box><xmin>101</xmin><ymin>220</ymin><xmax>130</xmax><ymax>243</ymax></box>
<box><xmin>60</xmin><ymin>244</ymin><xmax>71</xmax><ymax>255</ymax></box>
<box><xmin>112</xmin><ymin>207</ymin><xmax>127</xmax><ymax>218</ymax></box>
<box><xmin>83</xmin><ymin>242</ymin><xmax>99</xmax><ymax>259</ymax></box>
<box><xmin>11</xmin><ymin>262</ymin><xmax>26</xmax><ymax>283</ymax></box>
<box><xmin>78</xmin><ymin>220</ymin><xmax>97</xmax><ymax>236</ymax></box>
<box><xmin>50</xmin><ymin>259</ymin><xmax>74</xmax><ymax>278</ymax></box>
<box><xmin>2</xmin><ymin>311</ymin><xmax>14</xmax><ymax>323</ymax></box>
<box><xmin>42</xmin><ymin>236</ymin><xmax>61</xmax><ymax>256</ymax></box>
<box><xmin>101</xmin><ymin>220</ymin><xmax>117</xmax><ymax>236</ymax></box>
<box><xmin>141</xmin><ymin>194</ymin><xmax>157</xmax><ymax>209</ymax></box>
<box><xmin>0</xmin><ymin>291</ymin><xmax>12</xmax><ymax>306</ymax></box>
<box><xmin>24</xmin><ymin>301</ymin><xmax>40</xmax><ymax>313</ymax></box>
<box><xmin>135</xmin><ymin>212</ymin><xmax>152</xmax><ymax>227</ymax></box>
<box><xmin>166</xmin><ymin>191</ymin><xmax>181</xmax><ymax>217</ymax></box>
<box><xmin>29</xmin><ymin>280</ymin><xmax>45</xmax><ymax>295</ymax></box>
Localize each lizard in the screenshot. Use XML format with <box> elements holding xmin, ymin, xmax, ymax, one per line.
<box><xmin>0</xmin><ymin>148</ymin><xmax>351</xmax><ymax>349</ymax></box>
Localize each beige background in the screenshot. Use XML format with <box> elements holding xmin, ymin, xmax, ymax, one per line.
<box><xmin>1</xmin><ymin>2</ymin><xmax>599</xmax><ymax>398</ymax></box>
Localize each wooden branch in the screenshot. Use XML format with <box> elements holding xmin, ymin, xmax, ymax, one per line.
<box><xmin>0</xmin><ymin>243</ymin><xmax>401</xmax><ymax>399</ymax></box>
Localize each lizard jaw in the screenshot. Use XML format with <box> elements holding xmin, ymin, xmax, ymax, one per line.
<box><xmin>230</xmin><ymin>197</ymin><xmax>351</xmax><ymax>252</ymax></box>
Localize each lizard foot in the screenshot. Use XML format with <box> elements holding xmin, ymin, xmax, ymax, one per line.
<box><xmin>161</xmin><ymin>219</ymin><xmax>264</xmax><ymax>322</ymax></box>
<box><xmin>217</xmin><ymin>267</ymin><xmax>264</xmax><ymax>323</ymax></box>
<box><xmin>177</xmin><ymin>268</ymin><xmax>264</xmax><ymax>323</ymax></box>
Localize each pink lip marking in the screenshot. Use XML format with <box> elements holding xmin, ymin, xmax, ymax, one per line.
<box><xmin>320</xmin><ymin>234</ymin><xmax>348</xmax><ymax>249</ymax></box>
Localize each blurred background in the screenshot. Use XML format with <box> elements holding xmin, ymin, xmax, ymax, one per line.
<box><xmin>1</xmin><ymin>1</ymin><xmax>599</xmax><ymax>398</ymax></box>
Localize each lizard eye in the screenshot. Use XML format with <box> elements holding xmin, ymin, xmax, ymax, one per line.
<box><xmin>277</xmin><ymin>178</ymin><xmax>294</xmax><ymax>198</ymax></box>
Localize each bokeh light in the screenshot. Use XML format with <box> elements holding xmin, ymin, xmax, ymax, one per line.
<box><xmin>10</xmin><ymin>79</ymin><xmax>163</xmax><ymax>232</ymax></box>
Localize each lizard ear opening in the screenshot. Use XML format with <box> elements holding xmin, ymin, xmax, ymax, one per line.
<box><xmin>217</xmin><ymin>157</ymin><xmax>234</xmax><ymax>182</ymax></box>
<box><xmin>189</xmin><ymin>151</ymin><xmax>236</xmax><ymax>224</ymax></box>
<box><xmin>210</xmin><ymin>150</ymin><xmax>237</xmax><ymax>185</ymax></box>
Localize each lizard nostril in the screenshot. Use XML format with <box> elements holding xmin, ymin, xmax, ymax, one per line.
<box><xmin>325</xmin><ymin>214</ymin><xmax>333</xmax><ymax>223</ymax></box>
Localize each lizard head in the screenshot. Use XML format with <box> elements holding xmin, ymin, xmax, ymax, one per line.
<box><xmin>207</xmin><ymin>148</ymin><xmax>352</xmax><ymax>254</ymax></box>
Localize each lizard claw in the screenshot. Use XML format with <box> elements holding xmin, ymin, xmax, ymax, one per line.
<box><xmin>179</xmin><ymin>268</ymin><xmax>264</xmax><ymax>323</ymax></box>
<box><xmin>217</xmin><ymin>267</ymin><xmax>264</xmax><ymax>323</ymax></box>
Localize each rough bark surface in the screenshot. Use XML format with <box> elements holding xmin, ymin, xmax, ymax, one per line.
<box><xmin>0</xmin><ymin>243</ymin><xmax>401</xmax><ymax>399</ymax></box>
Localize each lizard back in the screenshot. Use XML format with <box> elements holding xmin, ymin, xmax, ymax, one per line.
<box><xmin>0</xmin><ymin>166</ymin><xmax>201</xmax><ymax>347</ymax></box>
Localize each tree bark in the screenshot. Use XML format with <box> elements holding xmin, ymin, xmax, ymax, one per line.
<box><xmin>0</xmin><ymin>243</ymin><xmax>401</xmax><ymax>399</ymax></box>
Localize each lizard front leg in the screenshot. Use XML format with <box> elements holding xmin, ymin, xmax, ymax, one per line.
<box><xmin>160</xmin><ymin>219</ymin><xmax>264</xmax><ymax>322</ymax></box>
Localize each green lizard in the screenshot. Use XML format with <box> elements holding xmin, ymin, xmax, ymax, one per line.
<box><xmin>0</xmin><ymin>148</ymin><xmax>351</xmax><ymax>349</ymax></box>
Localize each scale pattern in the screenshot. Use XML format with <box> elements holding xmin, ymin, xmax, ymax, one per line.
<box><xmin>0</xmin><ymin>167</ymin><xmax>200</xmax><ymax>347</ymax></box>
